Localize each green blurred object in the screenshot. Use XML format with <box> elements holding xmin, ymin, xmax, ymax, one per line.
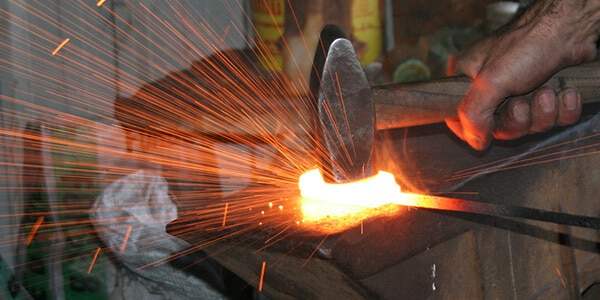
<box><xmin>392</xmin><ymin>58</ymin><xmax>431</xmax><ymax>83</ymax></box>
<box><xmin>18</xmin><ymin>122</ymin><xmax>108</xmax><ymax>300</ymax></box>
<box><xmin>0</xmin><ymin>254</ymin><xmax>30</xmax><ymax>299</ymax></box>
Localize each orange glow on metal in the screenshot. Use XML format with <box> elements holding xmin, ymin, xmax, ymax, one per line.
<box><xmin>297</xmin><ymin>169</ymin><xmax>461</xmax><ymax>234</ymax></box>
<box><xmin>299</xmin><ymin>168</ymin><xmax>409</xmax><ymax>222</ymax></box>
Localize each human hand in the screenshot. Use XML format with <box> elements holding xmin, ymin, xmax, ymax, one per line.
<box><xmin>446</xmin><ymin>0</ymin><xmax>600</xmax><ymax>150</ymax></box>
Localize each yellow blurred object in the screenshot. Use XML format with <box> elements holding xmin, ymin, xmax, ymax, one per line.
<box><xmin>252</xmin><ymin>0</ymin><xmax>384</xmax><ymax>95</ymax></box>
<box><xmin>392</xmin><ymin>58</ymin><xmax>431</xmax><ymax>83</ymax></box>
<box><xmin>352</xmin><ymin>0</ymin><xmax>383</xmax><ymax>65</ymax></box>
<box><xmin>251</xmin><ymin>0</ymin><xmax>285</xmax><ymax>71</ymax></box>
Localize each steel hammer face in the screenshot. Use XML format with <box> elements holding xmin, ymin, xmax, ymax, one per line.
<box><xmin>311</xmin><ymin>25</ymin><xmax>377</xmax><ymax>183</ymax></box>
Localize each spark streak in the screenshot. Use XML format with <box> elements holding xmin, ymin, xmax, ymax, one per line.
<box><xmin>51</xmin><ymin>38</ymin><xmax>70</xmax><ymax>55</ymax></box>
<box><xmin>25</xmin><ymin>215</ymin><xmax>44</xmax><ymax>246</ymax></box>
<box><xmin>120</xmin><ymin>225</ymin><xmax>132</xmax><ymax>254</ymax></box>
<box><xmin>556</xmin><ymin>267</ymin><xmax>567</xmax><ymax>288</ymax></box>
<box><xmin>222</xmin><ymin>202</ymin><xmax>229</xmax><ymax>227</ymax></box>
<box><xmin>448</xmin><ymin>132</ymin><xmax>600</xmax><ymax>181</ymax></box>
<box><xmin>88</xmin><ymin>247</ymin><xmax>102</xmax><ymax>274</ymax></box>
<box><xmin>258</xmin><ymin>261</ymin><xmax>266</xmax><ymax>292</ymax></box>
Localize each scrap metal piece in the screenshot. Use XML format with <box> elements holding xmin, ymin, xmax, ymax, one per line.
<box><xmin>317</xmin><ymin>38</ymin><xmax>376</xmax><ymax>183</ymax></box>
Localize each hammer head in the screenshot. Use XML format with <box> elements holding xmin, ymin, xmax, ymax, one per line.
<box><xmin>310</xmin><ymin>25</ymin><xmax>377</xmax><ymax>183</ymax></box>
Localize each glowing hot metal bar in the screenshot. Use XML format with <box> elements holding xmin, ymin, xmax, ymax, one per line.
<box><xmin>299</xmin><ymin>168</ymin><xmax>600</xmax><ymax>229</ymax></box>
<box><xmin>299</xmin><ymin>169</ymin><xmax>405</xmax><ymax>208</ymax></box>
<box><xmin>401</xmin><ymin>194</ymin><xmax>600</xmax><ymax>229</ymax></box>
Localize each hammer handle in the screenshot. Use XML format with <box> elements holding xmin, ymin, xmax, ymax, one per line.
<box><xmin>373</xmin><ymin>61</ymin><xmax>600</xmax><ymax>130</ymax></box>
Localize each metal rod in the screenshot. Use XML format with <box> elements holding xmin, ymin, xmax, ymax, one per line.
<box><xmin>402</xmin><ymin>194</ymin><xmax>600</xmax><ymax>229</ymax></box>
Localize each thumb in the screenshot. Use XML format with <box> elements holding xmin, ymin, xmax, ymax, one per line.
<box><xmin>446</xmin><ymin>51</ymin><xmax>483</xmax><ymax>78</ymax></box>
<box><xmin>457</xmin><ymin>77</ymin><xmax>500</xmax><ymax>150</ymax></box>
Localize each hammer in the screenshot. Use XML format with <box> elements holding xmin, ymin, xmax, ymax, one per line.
<box><xmin>310</xmin><ymin>25</ymin><xmax>600</xmax><ymax>184</ymax></box>
<box><xmin>305</xmin><ymin>25</ymin><xmax>600</xmax><ymax>230</ymax></box>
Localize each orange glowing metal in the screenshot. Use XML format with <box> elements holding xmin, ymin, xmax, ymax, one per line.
<box><xmin>297</xmin><ymin>169</ymin><xmax>433</xmax><ymax>234</ymax></box>
<box><xmin>300</xmin><ymin>169</ymin><xmax>402</xmax><ymax>207</ymax></box>
<box><xmin>299</xmin><ymin>168</ymin><xmax>418</xmax><ymax>224</ymax></box>
<box><xmin>301</xmin><ymin>171</ymin><xmax>600</xmax><ymax>231</ymax></box>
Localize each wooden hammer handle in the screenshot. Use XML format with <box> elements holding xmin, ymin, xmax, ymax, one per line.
<box><xmin>373</xmin><ymin>61</ymin><xmax>600</xmax><ymax>130</ymax></box>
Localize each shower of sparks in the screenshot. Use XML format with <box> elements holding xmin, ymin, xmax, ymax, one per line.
<box><xmin>51</xmin><ymin>38</ymin><xmax>70</xmax><ymax>55</ymax></box>
<box><xmin>88</xmin><ymin>246</ymin><xmax>102</xmax><ymax>274</ymax></box>
<box><xmin>0</xmin><ymin>1</ymin><xmax>329</xmax><ymax>296</ymax></box>
<box><xmin>447</xmin><ymin>132</ymin><xmax>600</xmax><ymax>181</ymax></box>
<box><xmin>1</xmin><ymin>1</ymin><xmax>599</xmax><ymax>298</ymax></box>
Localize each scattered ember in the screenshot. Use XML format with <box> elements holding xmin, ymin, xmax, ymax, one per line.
<box><xmin>258</xmin><ymin>261</ymin><xmax>266</xmax><ymax>292</ymax></box>
<box><xmin>88</xmin><ymin>247</ymin><xmax>102</xmax><ymax>274</ymax></box>
<box><xmin>51</xmin><ymin>38</ymin><xmax>70</xmax><ymax>56</ymax></box>
<box><xmin>222</xmin><ymin>202</ymin><xmax>229</xmax><ymax>227</ymax></box>
<box><xmin>25</xmin><ymin>216</ymin><xmax>44</xmax><ymax>246</ymax></box>
<box><xmin>120</xmin><ymin>225</ymin><xmax>132</xmax><ymax>254</ymax></box>
<box><xmin>556</xmin><ymin>267</ymin><xmax>567</xmax><ymax>288</ymax></box>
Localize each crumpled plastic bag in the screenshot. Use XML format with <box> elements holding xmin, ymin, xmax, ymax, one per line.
<box><xmin>91</xmin><ymin>170</ymin><xmax>225</xmax><ymax>299</ymax></box>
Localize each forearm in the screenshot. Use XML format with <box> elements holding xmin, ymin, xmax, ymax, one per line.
<box><xmin>515</xmin><ymin>0</ymin><xmax>600</xmax><ymax>65</ymax></box>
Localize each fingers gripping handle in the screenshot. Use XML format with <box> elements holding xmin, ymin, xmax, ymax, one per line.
<box><xmin>373</xmin><ymin>61</ymin><xmax>600</xmax><ymax>130</ymax></box>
